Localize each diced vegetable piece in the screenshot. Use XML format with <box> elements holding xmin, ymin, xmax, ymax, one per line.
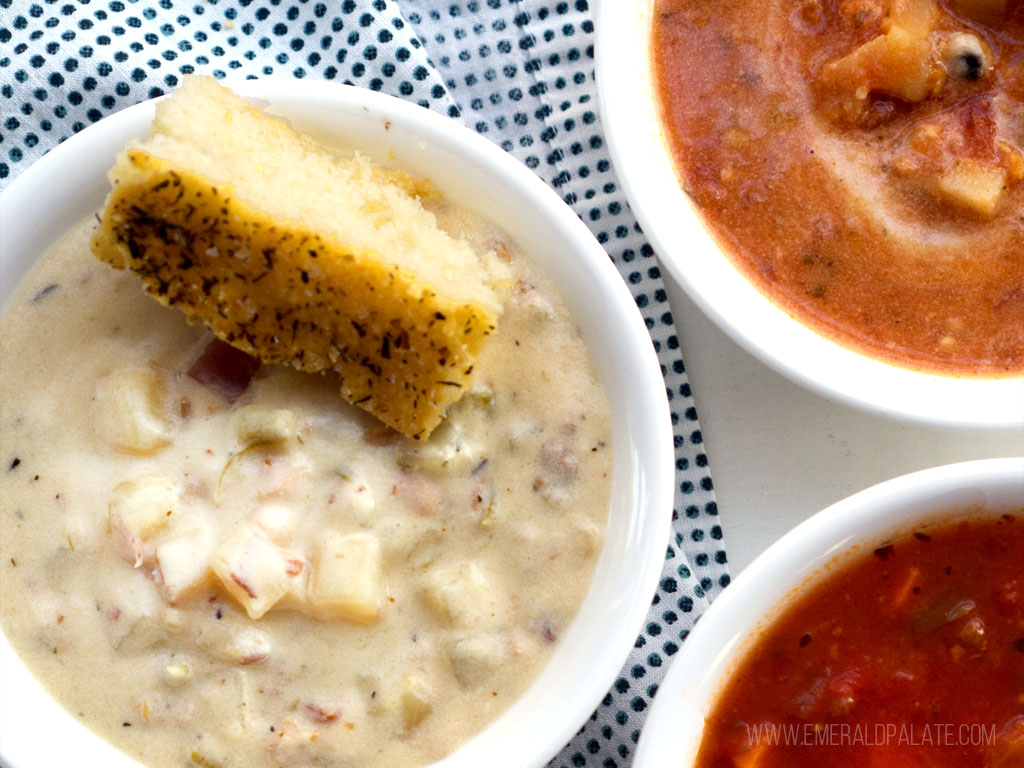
<box><xmin>310</xmin><ymin>531</ymin><xmax>386</xmax><ymax>624</ymax></box>
<box><xmin>888</xmin><ymin>0</ymin><xmax>938</xmax><ymax>36</ymax></box>
<box><xmin>250</xmin><ymin>502</ymin><xmax>295</xmax><ymax>541</ymax></box>
<box><xmin>96</xmin><ymin>369</ymin><xmax>172</xmax><ymax>454</ymax></box>
<box><xmin>156</xmin><ymin>525</ymin><xmax>214</xmax><ymax>602</ymax></box>
<box><xmin>102</xmin><ymin>568</ymin><xmax>163</xmax><ymax>649</ymax></box>
<box><xmin>165</xmin><ymin>661</ymin><xmax>192</xmax><ymax>684</ymax></box>
<box><xmin>235</xmin><ymin>405</ymin><xmax>297</xmax><ymax>446</ymax></box>
<box><xmin>889</xmin><ymin>566</ymin><xmax>922</xmax><ymax>610</ymax></box>
<box><xmin>212</xmin><ymin>524</ymin><xmax>307</xmax><ymax>619</ymax></box>
<box><xmin>334</xmin><ymin>477</ymin><xmax>376</xmax><ymax>524</ymax></box>
<box><xmin>187</xmin><ymin>337</ymin><xmax>260</xmax><ymax>403</ymax></box>
<box><xmin>190</xmin><ymin>751</ymin><xmax>225</xmax><ymax>768</ymax></box>
<box><xmin>823</xmin><ymin>24</ymin><xmax>937</xmax><ymax>103</ymax></box>
<box><xmin>220</xmin><ymin>627</ymin><xmax>272</xmax><ymax>665</ymax></box>
<box><xmin>938</xmin><ymin>159</ymin><xmax>1007</xmax><ymax>215</ymax></box>
<box><xmin>109</xmin><ymin>476</ymin><xmax>179</xmax><ymax>567</ymax></box>
<box><xmin>400</xmin><ymin>421</ymin><xmax>481</xmax><ymax>474</ymax></box>
<box><xmin>422</xmin><ymin>561</ymin><xmax>496</xmax><ymax>628</ymax></box>
<box><xmin>400</xmin><ymin>675</ymin><xmax>433</xmax><ymax>731</ymax></box>
<box><xmin>445</xmin><ymin>632</ymin><xmax>509</xmax><ymax>686</ymax></box>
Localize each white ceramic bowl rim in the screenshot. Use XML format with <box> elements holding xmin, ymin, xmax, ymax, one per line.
<box><xmin>632</xmin><ymin>456</ymin><xmax>1024</xmax><ymax>767</ymax></box>
<box><xmin>594</xmin><ymin>2</ymin><xmax>1024</xmax><ymax>429</ymax></box>
<box><xmin>0</xmin><ymin>79</ymin><xmax>675</xmax><ymax>768</ymax></box>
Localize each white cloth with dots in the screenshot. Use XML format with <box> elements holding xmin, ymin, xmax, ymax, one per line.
<box><xmin>0</xmin><ymin>1</ymin><xmax>729</xmax><ymax>764</ymax></box>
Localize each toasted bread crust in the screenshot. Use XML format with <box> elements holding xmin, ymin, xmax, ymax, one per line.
<box><xmin>92</xmin><ymin>150</ymin><xmax>496</xmax><ymax>439</ymax></box>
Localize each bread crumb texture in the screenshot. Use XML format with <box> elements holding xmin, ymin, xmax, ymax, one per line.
<box><xmin>91</xmin><ymin>76</ymin><xmax>509</xmax><ymax>439</ymax></box>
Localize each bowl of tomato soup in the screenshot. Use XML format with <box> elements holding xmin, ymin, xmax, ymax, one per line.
<box><xmin>632</xmin><ymin>456</ymin><xmax>1024</xmax><ymax>768</ymax></box>
<box><xmin>595</xmin><ymin>1</ymin><xmax>1024</xmax><ymax>428</ymax></box>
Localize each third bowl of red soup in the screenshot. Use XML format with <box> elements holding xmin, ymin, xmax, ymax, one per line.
<box><xmin>630</xmin><ymin>456</ymin><xmax>1024</xmax><ymax>768</ymax></box>
<box><xmin>596</xmin><ymin>1</ymin><xmax>1024</xmax><ymax>428</ymax></box>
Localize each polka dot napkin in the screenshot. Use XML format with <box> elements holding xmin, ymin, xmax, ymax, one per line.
<box><xmin>0</xmin><ymin>0</ymin><xmax>730</xmax><ymax>764</ymax></box>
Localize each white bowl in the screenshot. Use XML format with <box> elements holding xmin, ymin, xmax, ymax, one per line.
<box><xmin>0</xmin><ymin>80</ymin><xmax>675</xmax><ymax>768</ymax></box>
<box><xmin>594</xmin><ymin>1</ymin><xmax>1024</xmax><ymax>429</ymax></box>
<box><xmin>632</xmin><ymin>456</ymin><xmax>1024</xmax><ymax>767</ymax></box>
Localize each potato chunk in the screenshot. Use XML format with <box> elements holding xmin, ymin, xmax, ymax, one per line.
<box><xmin>235</xmin><ymin>406</ymin><xmax>297</xmax><ymax>446</ymax></box>
<box><xmin>822</xmin><ymin>25</ymin><xmax>938</xmax><ymax>107</ymax></box>
<box><xmin>109</xmin><ymin>476</ymin><xmax>178</xmax><ymax>567</ymax></box>
<box><xmin>96</xmin><ymin>369</ymin><xmax>172</xmax><ymax>454</ymax></box>
<box><xmin>422</xmin><ymin>561</ymin><xmax>497</xmax><ymax>627</ymax></box>
<box><xmin>156</xmin><ymin>525</ymin><xmax>214</xmax><ymax>602</ymax></box>
<box><xmin>937</xmin><ymin>159</ymin><xmax>1008</xmax><ymax>215</ymax></box>
<box><xmin>400</xmin><ymin>421</ymin><xmax>482</xmax><ymax>474</ymax></box>
<box><xmin>445</xmin><ymin>632</ymin><xmax>509</xmax><ymax>686</ymax></box>
<box><xmin>310</xmin><ymin>532</ymin><xmax>386</xmax><ymax>624</ymax></box>
<box><xmin>400</xmin><ymin>675</ymin><xmax>434</xmax><ymax>731</ymax></box>
<box><xmin>212</xmin><ymin>524</ymin><xmax>308</xmax><ymax>619</ymax></box>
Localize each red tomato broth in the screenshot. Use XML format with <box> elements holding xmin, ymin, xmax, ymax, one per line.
<box><xmin>694</xmin><ymin>513</ymin><xmax>1024</xmax><ymax>768</ymax></box>
<box><xmin>652</xmin><ymin>0</ymin><xmax>1024</xmax><ymax>375</ymax></box>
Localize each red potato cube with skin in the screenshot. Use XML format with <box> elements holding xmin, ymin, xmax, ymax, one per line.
<box><xmin>212</xmin><ymin>524</ymin><xmax>308</xmax><ymax>619</ymax></box>
<box><xmin>187</xmin><ymin>337</ymin><xmax>261</xmax><ymax>404</ymax></box>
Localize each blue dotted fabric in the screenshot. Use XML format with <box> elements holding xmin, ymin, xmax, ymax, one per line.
<box><xmin>0</xmin><ymin>1</ymin><xmax>730</xmax><ymax>764</ymax></box>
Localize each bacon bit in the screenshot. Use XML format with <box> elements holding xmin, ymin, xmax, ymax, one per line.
<box><xmin>57</xmin><ymin>615</ymin><xmax>65</xmax><ymax>624</ymax></box>
<box><xmin>541</xmin><ymin>621</ymin><xmax>558</xmax><ymax>643</ymax></box>
<box><xmin>285</xmin><ymin>559</ymin><xmax>304</xmax><ymax>576</ymax></box>
<box><xmin>532</xmin><ymin>477</ymin><xmax>545</xmax><ymax>492</ymax></box>
<box><xmin>231</xmin><ymin>573</ymin><xmax>258</xmax><ymax>599</ymax></box>
<box><xmin>305</xmin><ymin>703</ymin><xmax>341</xmax><ymax>724</ymax></box>
<box><xmin>108</xmin><ymin>606</ymin><xmax>121</xmax><ymax>621</ymax></box>
<box><xmin>239</xmin><ymin>652</ymin><xmax>269</xmax><ymax>666</ymax></box>
<box><xmin>187</xmin><ymin>337</ymin><xmax>261</xmax><ymax>403</ymax></box>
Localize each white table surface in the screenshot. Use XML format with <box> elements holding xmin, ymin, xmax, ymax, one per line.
<box><xmin>664</xmin><ymin>275</ymin><xmax>1024</xmax><ymax>576</ymax></box>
